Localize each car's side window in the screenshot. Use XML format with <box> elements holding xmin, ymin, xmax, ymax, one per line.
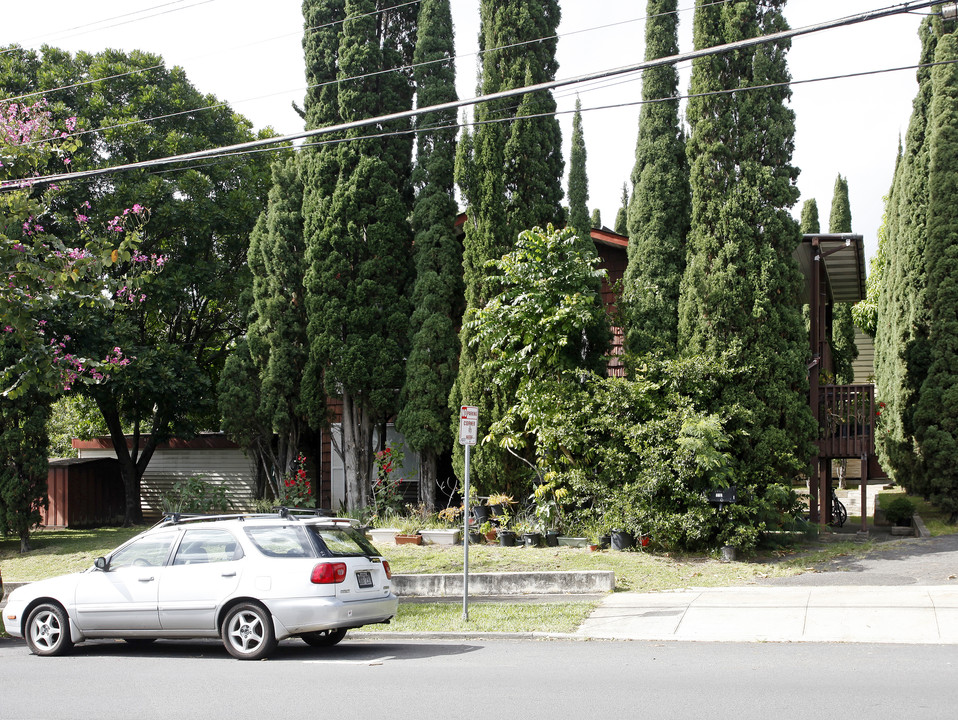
<box><xmin>172</xmin><ymin>528</ymin><xmax>243</xmax><ymax>565</ymax></box>
<box><xmin>244</xmin><ymin>525</ymin><xmax>313</xmax><ymax>558</ymax></box>
<box><xmin>109</xmin><ymin>533</ymin><xmax>177</xmax><ymax>570</ymax></box>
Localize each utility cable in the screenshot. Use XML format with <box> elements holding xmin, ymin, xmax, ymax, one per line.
<box><xmin>3</xmin><ymin>0</ymin><xmax>696</xmax><ymax>142</ymax></box>
<box><xmin>1</xmin><ymin>0</ymin><xmax>942</xmax><ymax>191</ymax></box>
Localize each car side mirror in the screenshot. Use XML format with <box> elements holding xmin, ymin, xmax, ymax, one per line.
<box><xmin>94</xmin><ymin>557</ymin><xmax>109</xmax><ymax>571</ymax></box>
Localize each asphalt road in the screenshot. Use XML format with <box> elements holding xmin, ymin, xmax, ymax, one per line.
<box><xmin>2</xmin><ymin>636</ymin><xmax>958</xmax><ymax>719</ymax></box>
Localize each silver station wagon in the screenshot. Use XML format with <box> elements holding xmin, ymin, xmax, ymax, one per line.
<box><xmin>2</xmin><ymin>511</ymin><xmax>397</xmax><ymax>660</ymax></box>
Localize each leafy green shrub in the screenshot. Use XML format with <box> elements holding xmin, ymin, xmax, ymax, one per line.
<box><xmin>884</xmin><ymin>496</ymin><xmax>916</xmax><ymax>526</ymax></box>
<box><xmin>161</xmin><ymin>475</ymin><xmax>230</xmax><ymax>514</ymax></box>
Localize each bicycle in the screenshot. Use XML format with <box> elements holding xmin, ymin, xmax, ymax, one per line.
<box><xmin>830</xmin><ymin>489</ymin><xmax>847</xmax><ymax>528</ymax></box>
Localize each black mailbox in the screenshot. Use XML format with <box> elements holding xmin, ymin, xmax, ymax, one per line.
<box><xmin>707</xmin><ymin>487</ymin><xmax>737</xmax><ymax>506</ymax></box>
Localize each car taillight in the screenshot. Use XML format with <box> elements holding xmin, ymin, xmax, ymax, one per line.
<box><xmin>382</xmin><ymin>560</ymin><xmax>392</xmax><ymax>580</ymax></box>
<box><xmin>311</xmin><ymin>562</ymin><xmax>347</xmax><ymax>584</ymax></box>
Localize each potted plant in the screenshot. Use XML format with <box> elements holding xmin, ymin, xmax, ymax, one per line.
<box><xmin>486</xmin><ymin>493</ymin><xmax>515</xmax><ymax>524</ymax></box>
<box><xmin>531</xmin><ymin>476</ymin><xmax>569</xmax><ymax>547</ymax></box>
<box><xmin>479</xmin><ymin>520</ymin><xmax>497</xmax><ymax>543</ymax></box>
<box><xmin>394</xmin><ymin>516</ymin><xmax>422</xmax><ymax>545</ymax></box>
<box><xmin>366</xmin><ymin>513</ymin><xmax>401</xmax><ymax>546</ymax></box>
<box><xmin>419</xmin><ymin>506</ymin><xmax>463</xmax><ymax>545</ymax></box>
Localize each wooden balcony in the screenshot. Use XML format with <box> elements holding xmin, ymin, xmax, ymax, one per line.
<box><xmin>816</xmin><ymin>384</ymin><xmax>876</xmax><ymax>459</ymax></box>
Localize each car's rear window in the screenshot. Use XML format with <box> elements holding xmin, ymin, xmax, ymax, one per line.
<box><xmin>306</xmin><ymin>525</ymin><xmax>380</xmax><ymax>558</ymax></box>
<box><xmin>244</xmin><ymin>525</ymin><xmax>315</xmax><ymax>558</ymax></box>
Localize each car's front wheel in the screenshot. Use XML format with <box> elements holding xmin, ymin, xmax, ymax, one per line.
<box><xmin>25</xmin><ymin>603</ymin><xmax>74</xmax><ymax>657</ymax></box>
<box><xmin>301</xmin><ymin>628</ymin><xmax>347</xmax><ymax>647</ymax></box>
<box><xmin>221</xmin><ymin>602</ymin><xmax>277</xmax><ymax>660</ymax></box>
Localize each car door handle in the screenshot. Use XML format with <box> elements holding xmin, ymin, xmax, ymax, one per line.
<box><xmin>221</xmin><ymin>571</ymin><xmax>236</xmax><ymax>577</ymax></box>
<box><xmin>138</xmin><ymin>576</ymin><xmax>155</xmax><ymax>582</ymax></box>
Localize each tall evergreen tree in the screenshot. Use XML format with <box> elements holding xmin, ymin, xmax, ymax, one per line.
<box><xmin>623</xmin><ymin>0</ymin><xmax>690</xmax><ymax>358</ymax></box>
<box><xmin>614</xmin><ymin>183</ymin><xmax>628</xmax><ymax>236</ymax></box>
<box><xmin>591</xmin><ymin>208</ymin><xmax>602</xmax><ymax>229</ymax></box>
<box><xmin>451</xmin><ymin>0</ymin><xmax>565</xmax><ymax>495</ymax></box>
<box><xmin>679</xmin><ymin>0</ymin><xmax>814</xmax><ymax>489</ymax></box>
<box><xmin>912</xmin><ymin>32</ymin><xmax>958</xmax><ymax>521</ymax></box>
<box><xmin>395</xmin><ymin>0</ymin><xmax>461</xmax><ymax>511</ymax></box>
<box><xmin>800</xmin><ymin>198</ymin><xmax>819</xmax><ymax>234</ymax></box>
<box><xmin>874</xmin><ymin>14</ymin><xmax>944</xmax><ymax>494</ymax></box>
<box><xmin>224</xmin><ymin>155</ymin><xmax>314</xmax><ymax>499</ymax></box>
<box><xmin>303</xmin><ymin>0</ymin><xmax>417</xmax><ymax>509</ymax></box>
<box><xmin>828</xmin><ymin>174</ymin><xmax>859</xmax><ymax>385</ymax></box>
<box><xmin>568</xmin><ymin>98</ymin><xmax>591</xmax><ymax>243</ymax></box>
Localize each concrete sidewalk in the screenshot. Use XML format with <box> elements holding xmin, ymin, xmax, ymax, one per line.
<box><xmin>576</xmin><ymin>585</ymin><xmax>958</xmax><ymax>644</ymax></box>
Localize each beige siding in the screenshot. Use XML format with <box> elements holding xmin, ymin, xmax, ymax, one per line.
<box><xmin>77</xmin><ymin>447</ymin><xmax>257</xmax><ymax>518</ymax></box>
<box><xmin>852</xmin><ymin>327</ymin><xmax>875</xmax><ymax>384</ymax></box>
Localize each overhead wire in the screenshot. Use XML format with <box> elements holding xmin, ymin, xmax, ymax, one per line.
<box><xmin>82</xmin><ymin>54</ymin><xmax>958</xmax><ymax>190</ymax></box>
<box><xmin>3</xmin><ymin>0</ymin><xmax>699</xmax><ymax>147</ymax></box>
<box><xmin>0</xmin><ymin>0</ymin><xmax>943</xmax><ymax>190</ymax></box>
<box><xmin>0</xmin><ymin>0</ymin><xmax>216</xmax><ymax>55</ymax></box>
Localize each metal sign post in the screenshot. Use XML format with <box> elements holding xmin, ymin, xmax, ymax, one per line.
<box><xmin>459</xmin><ymin>405</ymin><xmax>478</xmax><ymax>622</ymax></box>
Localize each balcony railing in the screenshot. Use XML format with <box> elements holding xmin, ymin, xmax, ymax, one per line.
<box><xmin>816</xmin><ymin>384</ymin><xmax>876</xmax><ymax>459</ymax></box>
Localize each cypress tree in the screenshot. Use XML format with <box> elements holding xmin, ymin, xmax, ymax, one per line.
<box><xmin>591</xmin><ymin>208</ymin><xmax>602</xmax><ymax>229</ymax></box>
<box><xmin>395</xmin><ymin>0</ymin><xmax>461</xmax><ymax>511</ymax></box>
<box><xmin>800</xmin><ymin>198</ymin><xmax>819</xmax><ymax>234</ymax></box>
<box><xmin>568</xmin><ymin>98</ymin><xmax>590</xmax><ymax>243</ymax></box>
<box><xmin>303</xmin><ymin>0</ymin><xmax>417</xmax><ymax>509</ymax></box>
<box><xmin>912</xmin><ymin>32</ymin><xmax>958</xmax><ymax>521</ymax></box>
<box><xmin>451</xmin><ymin>0</ymin><xmax>565</xmax><ymax>495</ymax></box>
<box><xmin>623</xmin><ymin>0</ymin><xmax>690</xmax><ymax>357</ymax></box>
<box><xmin>679</xmin><ymin>0</ymin><xmax>815</xmax><ymax>488</ymax></box>
<box><xmin>613</xmin><ymin>183</ymin><xmax>628</xmax><ymax>236</ymax></box>
<box><xmin>244</xmin><ymin>156</ymin><xmax>313</xmax><ymax>491</ymax></box>
<box><xmin>828</xmin><ymin>174</ymin><xmax>858</xmax><ymax>385</ymax></box>
<box><xmin>874</xmin><ymin>15</ymin><xmax>944</xmax><ymax>493</ymax></box>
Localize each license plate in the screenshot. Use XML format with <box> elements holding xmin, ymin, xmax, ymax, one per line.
<box><xmin>356</xmin><ymin>570</ymin><xmax>373</xmax><ymax>588</ymax></box>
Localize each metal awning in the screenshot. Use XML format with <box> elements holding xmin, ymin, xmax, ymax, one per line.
<box><xmin>794</xmin><ymin>234</ymin><xmax>866</xmax><ymax>305</ymax></box>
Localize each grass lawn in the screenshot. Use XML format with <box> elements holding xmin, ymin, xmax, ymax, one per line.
<box><xmin>2</xmin><ymin>512</ymin><xmax>952</xmax><ymax>637</ymax></box>
<box><xmin>368</xmin><ymin>600</ymin><xmax>599</xmax><ymax>634</ymax></box>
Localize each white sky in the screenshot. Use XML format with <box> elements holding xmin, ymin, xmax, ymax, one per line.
<box><xmin>1</xmin><ymin>1</ymin><xmax>930</xmax><ymax>261</ymax></box>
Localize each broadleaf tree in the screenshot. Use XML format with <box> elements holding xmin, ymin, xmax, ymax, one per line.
<box><xmin>451</xmin><ymin>0</ymin><xmax>566</xmax><ymax>496</ymax></box>
<box><xmin>0</xmin><ymin>46</ymin><xmax>275</xmax><ymax>524</ymax></box>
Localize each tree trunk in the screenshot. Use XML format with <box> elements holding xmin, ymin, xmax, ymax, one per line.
<box><xmin>419</xmin><ymin>447</ymin><xmax>437</xmax><ymax>511</ymax></box>
<box><xmin>95</xmin><ymin>395</ymin><xmax>166</xmax><ymax>526</ymax></box>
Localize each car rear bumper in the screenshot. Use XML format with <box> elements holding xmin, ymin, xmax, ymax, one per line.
<box><xmin>269</xmin><ymin>593</ymin><xmax>398</xmax><ymax>638</ymax></box>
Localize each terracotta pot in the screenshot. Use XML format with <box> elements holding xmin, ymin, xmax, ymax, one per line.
<box><xmin>395</xmin><ymin>534</ymin><xmax>422</xmax><ymax>545</ymax></box>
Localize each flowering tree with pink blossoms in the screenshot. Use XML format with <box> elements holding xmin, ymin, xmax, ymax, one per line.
<box><xmin>0</xmin><ymin>99</ymin><xmax>161</xmax><ymax>550</ymax></box>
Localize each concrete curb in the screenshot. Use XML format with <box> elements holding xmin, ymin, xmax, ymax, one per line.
<box><xmin>392</xmin><ymin>571</ymin><xmax>615</xmax><ymax>597</ymax></box>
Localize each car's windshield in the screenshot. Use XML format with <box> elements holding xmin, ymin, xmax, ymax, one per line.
<box><xmin>244</xmin><ymin>525</ymin><xmax>314</xmax><ymax>558</ymax></box>
<box><xmin>306</xmin><ymin>525</ymin><xmax>379</xmax><ymax>558</ymax></box>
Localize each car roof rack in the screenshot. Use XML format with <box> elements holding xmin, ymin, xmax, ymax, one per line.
<box><xmin>154</xmin><ymin>507</ymin><xmax>355</xmax><ymax>528</ymax></box>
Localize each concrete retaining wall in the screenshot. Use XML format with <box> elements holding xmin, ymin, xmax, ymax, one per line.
<box><xmin>392</xmin><ymin>570</ymin><xmax>615</xmax><ymax>597</ymax></box>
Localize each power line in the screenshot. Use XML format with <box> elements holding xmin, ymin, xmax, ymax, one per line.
<box><xmin>96</xmin><ymin>54</ymin><xmax>958</xmax><ymax>185</ymax></box>
<box><xmin>0</xmin><ymin>0</ymin><xmax>216</xmax><ymax>55</ymax></box>
<box><xmin>1</xmin><ymin>0</ymin><xmax>942</xmax><ymax>191</ymax></box>
<box><xmin>3</xmin><ymin>0</ymin><xmax>691</xmax><ymax>146</ymax></box>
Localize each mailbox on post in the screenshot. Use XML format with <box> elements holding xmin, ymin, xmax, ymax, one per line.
<box><xmin>707</xmin><ymin>487</ymin><xmax>737</xmax><ymax>510</ymax></box>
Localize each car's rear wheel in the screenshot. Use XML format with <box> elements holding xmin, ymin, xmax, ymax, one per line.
<box><xmin>221</xmin><ymin>602</ymin><xmax>277</xmax><ymax>660</ymax></box>
<box><xmin>26</xmin><ymin>603</ymin><xmax>73</xmax><ymax>657</ymax></box>
<box><xmin>301</xmin><ymin>628</ymin><xmax>347</xmax><ymax>647</ymax></box>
